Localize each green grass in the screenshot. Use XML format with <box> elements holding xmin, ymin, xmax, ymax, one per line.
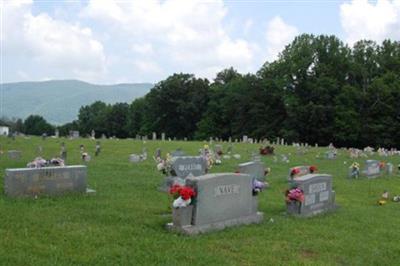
<box><xmin>0</xmin><ymin>136</ymin><xmax>400</xmax><ymax>265</ymax></box>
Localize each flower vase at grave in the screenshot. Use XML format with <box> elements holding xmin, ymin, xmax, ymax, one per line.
<box><xmin>172</xmin><ymin>205</ymin><xmax>193</xmax><ymax>227</ymax></box>
<box><xmin>286</xmin><ymin>201</ymin><xmax>301</xmax><ymax>215</ymax></box>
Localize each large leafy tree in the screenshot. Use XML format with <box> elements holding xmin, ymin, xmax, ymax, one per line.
<box><xmin>23</xmin><ymin>115</ymin><xmax>54</xmax><ymax>136</ymax></box>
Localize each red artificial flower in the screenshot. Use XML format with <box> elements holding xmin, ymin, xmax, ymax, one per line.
<box><xmin>179</xmin><ymin>187</ymin><xmax>196</xmax><ymax>200</ymax></box>
<box><xmin>291</xmin><ymin>168</ymin><xmax>300</xmax><ymax>176</ymax></box>
<box><xmin>309</xmin><ymin>165</ymin><xmax>317</xmax><ymax>173</ymax></box>
<box><xmin>379</xmin><ymin>162</ymin><xmax>385</xmax><ymax>169</ymax></box>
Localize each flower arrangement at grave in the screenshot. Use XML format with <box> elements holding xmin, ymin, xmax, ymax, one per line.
<box><xmin>378</xmin><ymin>190</ymin><xmax>389</xmax><ymax>205</ymax></box>
<box><xmin>27</xmin><ymin>157</ymin><xmax>65</xmax><ymax>168</ymax></box>
<box><xmin>285</xmin><ymin>187</ymin><xmax>304</xmax><ymax>203</ymax></box>
<box><xmin>379</xmin><ymin>161</ymin><xmax>386</xmax><ymax>170</ymax></box>
<box><xmin>202</xmin><ymin>145</ymin><xmax>215</xmax><ymax>169</ymax></box>
<box><xmin>156</xmin><ymin>153</ymin><xmax>173</xmax><ymax>175</ymax></box>
<box><xmin>290</xmin><ymin>167</ymin><xmax>301</xmax><ymax>178</ymax></box>
<box><xmin>169</xmin><ymin>184</ymin><xmax>196</xmax><ymax>208</ymax></box>
<box><xmin>350</xmin><ymin>162</ymin><xmax>360</xmax><ymax>178</ymax></box>
<box><xmin>252</xmin><ymin>179</ymin><xmax>267</xmax><ymax>195</ymax></box>
<box><xmin>309</xmin><ymin>165</ymin><xmax>318</xmax><ymax>173</ymax></box>
<box><xmin>259</xmin><ymin>145</ymin><xmax>274</xmax><ymax>155</ymax></box>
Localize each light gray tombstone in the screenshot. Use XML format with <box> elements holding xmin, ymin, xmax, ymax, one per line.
<box><xmin>102</xmin><ymin>134</ymin><xmax>106</xmax><ymax>139</ymax></box>
<box><xmin>238</xmin><ymin>161</ymin><xmax>266</xmax><ymax>181</ymax></box>
<box><xmin>242</xmin><ymin>135</ymin><xmax>248</xmax><ymax>143</ymax></box>
<box><xmin>129</xmin><ymin>154</ymin><xmax>142</xmax><ymax>163</ymax></box>
<box><xmin>55</xmin><ymin>129</ymin><xmax>59</xmax><ymax>138</ymax></box>
<box><xmin>8</xmin><ymin>150</ymin><xmax>21</xmax><ymax>160</ymax></box>
<box><xmin>184</xmin><ymin>137</ymin><xmax>187</xmax><ymax>141</ymax></box>
<box><xmin>152</xmin><ymin>132</ymin><xmax>157</xmax><ymax>141</ymax></box>
<box><xmin>4</xmin><ymin>166</ymin><xmax>89</xmax><ymax>197</ymax></box>
<box><xmin>167</xmin><ymin>173</ymin><xmax>263</xmax><ymax>235</ymax></box>
<box><xmin>386</xmin><ymin>163</ymin><xmax>393</xmax><ymax>175</ymax></box>
<box><xmin>136</xmin><ymin>135</ymin><xmax>140</xmax><ymax>141</ymax></box>
<box><xmin>91</xmin><ymin>130</ymin><xmax>95</xmax><ymax>139</ymax></box>
<box><xmin>161</xmin><ymin>133</ymin><xmax>165</xmax><ymax>141</ymax></box>
<box><xmin>325</xmin><ymin>150</ymin><xmax>336</xmax><ymax>160</ymax></box>
<box><xmin>287</xmin><ymin>174</ymin><xmax>336</xmax><ymax>217</ymax></box>
<box><xmin>71</xmin><ymin>131</ymin><xmax>79</xmax><ymax>139</ymax></box>
<box><xmin>362</xmin><ymin>160</ymin><xmax>381</xmax><ymax>178</ymax></box>
<box><xmin>171</xmin><ymin>149</ymin><xmax>185</xmax><ymax>157</ymax></box>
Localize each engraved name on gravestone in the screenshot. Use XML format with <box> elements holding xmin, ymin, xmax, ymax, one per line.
<box><xmin>239</xmin><ymin>161</ymin><xmax>266</xmax><ymax>181</ymax></box>
<box><xmin>363</xmin><ymin>160</ymin><xmax>381</xmax><ymax>178</ymax></box>
<box><xmin>168</xmin><ymin>173</ymin><xmax>263</xmax><ymax>234</ymax></box>
<box><xmin>287</xmin><ymin>174</ymin><xmax>336</xmax><ymax>217</ymax></box>
<box><xmin>5</xmin><ymin>166</ymin><xmax>87</xmax><ymax>197</ymax></box>
<box><xmin>171</xmin><ymin>156</ymin><xmax>207</xmax><ymax>178</ymax></box>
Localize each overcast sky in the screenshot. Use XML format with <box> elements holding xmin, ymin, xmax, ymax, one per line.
<box><xmin>2</xmin><ymin>0</ymin><xmax>400</xmax><ymax>84</ymax></box>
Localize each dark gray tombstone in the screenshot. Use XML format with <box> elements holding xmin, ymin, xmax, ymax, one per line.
<box><xmin>70</xmin><ymin>131</ymin><xmax>79</xmax><ymax>139</ymax></box>
<box><xmin>8</xmin><ymin>150</ymin><xmax>21</xmax><ymax>160</ymax></box>
<box><xmin>171</xmin><ymin>156</ymin><xmax>207</xmax><ymax>178</ymax></box>
<box><xmin>362</xmin><ymin>160</ymin><xmax>381</xmax><ymax>178</ymax></box>
<box><xmin>4</xmin><ymin>166</ymin><xmax>88</xmax><ymax>197</ymax></box>
<box><xmin>287</xmin><ymin>174</ymin><xmax>336</xmax><ymax>217</ymax></box>
<box><xmin>238</xmin><ymin>161</ymin><xmax>266</xmax><ymax>181</ymax></box>
<box><xmin>167</xmin><ymin>173</ymin><xmax>263</xmax><ymax>235</ymax></box>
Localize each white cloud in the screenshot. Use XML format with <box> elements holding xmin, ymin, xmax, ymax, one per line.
<box><xmin>265</xmin><ymin>16</ymin><xmax>299</xmax><ymax>61</ymax></box>
<box><xmin>83</xmin><ymin>0</ymin><xmax>256</xmax><ymax>80</ymax></box>
<box><xmin>340</xmin><ymin>0</ymin><xmax>400</xmax><ymax>45</ymax></box>
<box><xmin>3</xmin><ymin>0</ymin><xmax>106</xmax><ymax>82</ymax></box>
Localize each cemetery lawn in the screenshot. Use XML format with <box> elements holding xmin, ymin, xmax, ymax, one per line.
<box><xmin>1</xmin><ymin>137</ymin><xmax>400</xmax><ymax>266</ymax></box>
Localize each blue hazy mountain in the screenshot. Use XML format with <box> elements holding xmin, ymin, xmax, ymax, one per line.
<box><xmin>2</xmin><ymin>79</ymin><xmax>153</xmax><ymax>125</ymax></box>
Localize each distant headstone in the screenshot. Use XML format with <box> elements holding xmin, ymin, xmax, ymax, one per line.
<box><xmin>152</xmin><ymin>132</ymin><xmax>157</xmax><ymax>141</ymax></box>
<box><xmin>325</xmin><ymin>150</ymin><xmax>336</xmax><ymax>160</ymax></box>
<box><xmin>287</xmin><ymin>174</ymin><xmax>337</xmax><ymax>217</ymax></box>
<box><xmin>8</xmin><ymin>150</ymin><xmax>21</xmax><ymax>160</ymax></box>
<box><xmin>55</xmin><ymin>129</ymin><xmax>59</xmax><ymax>138</ymax></box>
<box><xmin>386</xmin><ymin>163</ymin><xmax>393</xmax><ymax>175</ymax></box>
<box><xmin>242</xmin><ymin>135</ymin><xmax>248</xmax><ymax>143</ymax></box>
<box><xmin>167</xmin><ymin>173</ymin><xmax>263</xmax><ymax>235</ymax></box>
<box><xmin>4</xmin><ymin>166</ymin><xmax>89</xmax><ymax>197</ymax></box>
<box><xmin>362</xmin><ymin>160</ymin><xmax>381</xmax><ymax>178</ymax></box>
<box><xmin>91</xmin><ymin>130</ymin><xmax>95</xmax><ymax>139</ymax></box>
<box><xmin>70</xmin><ymin>131</ymin><xmax>79</xmax><ymax>139</ymax></box>
<box><xmin>238</xmin><ymin>161</ymin><xmax>266</xmax><ymax>181</ymax></box>
<box><xmin>171</xmin><ymin>149</ymin><xmax>185</xmax><ymax>157</ymax></box>
<box><xmin>161</xmin><ymin>133</ymin><xmax>165</xmax><ymax>141</ymax></box>
<box><xmin>129</xmin><ymin>154</ymin><xmax>142</xmax><ymax>163</ymax></box>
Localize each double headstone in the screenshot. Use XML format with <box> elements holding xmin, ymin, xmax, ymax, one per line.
<box><xmin>167</xmin><ymin>173</ymin><xmax>263</xmax><ymax>235</ymax></box>
<box><xmin>4</xmin><ymin>166</ymin><xmax>90</xmax><ymax>197</ymax></box>
<box><xmin>287</xmin><ymin>174</ymin><xmax>336</xmax><ymax>217</ymax></box>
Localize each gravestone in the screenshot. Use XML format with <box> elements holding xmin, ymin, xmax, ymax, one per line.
<box><xmin>287</xmin><ymin>174</ymin><xmax>336</xmax><ymax>217</ymax></box>
<box><xmin>129</xmin><ymin>154</ymin><xmax>142</xmax><ymax>163</ymax></box>
<box><xmin>325</xmin><ymin>150</ymin><xmax>336</xmax><ymax>160</ymax></box>
<box><xmin>215</xmin><ymin>145</ymin><xmax>223</xmax><ymax>154</ymax></box>
<box><xmin>288</xmin><ymin>166</ymin><xmax>311</xmax><ymax>180</ymax></box>
<box><xmin>91</xmin><ymin>130</ymin><xmax>95</xmax><ymax>139</ymax></box>
<box><xmin>152</xmin><ymin>132</ymin><xmax>157</xmax><ymax>141</ymax></box>
<box><xmin>8</xmin><ymin>150</ymin><xmax>21</xmax><ymax>160</ymax></box>
<box><xmin>386</xmin><ymin>163</ymin><xmax>393</xmax><ymax>175</ymax></box>
<box><xmin>242</xmin><ymin>135</ymin><xmax>248</xmax><ymax>143</ymax></box>
<box><xmin>238</xmin><ymin>161</ymin><xmax>266</xmax><ymax>181</ymax></box>
<box><xmin>161</xmin><ymin>133</ymin><xmax>165</xmax><ymax>141</ymax></box>
<box><xmin>70</xmin><ymin>131</ymin><xmax>79</xmax><ymax>139</ymax></box>
<box><xmin>55</xmin><ymin>129</ymin><xmax>59</xmax><ymax>138</ymax></box>
<box><xmin>167</xmin><ymin>173</ymin><xmax>263</xmax><ymax>235</ymax></box>
<box><xmin>4</xmin><ymin>166</ymin><xmax>89</xmax><ymax>197</ymax></box>
<box><xmin>159</xmin><ymin>156</ymin><xmax>207</xmax><ymax>192</ymax></box>
<box><xmin>362</xmin><ymin>160</ymin><xmax>381</xmax><ymax>178</ymax></box>
<box><xmin>171</xmin><ymin>149</ymin><xmax>185</xmax><ymax>157</ymax></box>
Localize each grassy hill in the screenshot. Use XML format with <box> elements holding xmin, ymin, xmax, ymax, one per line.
<box><xmin>1</xmin><ymin>80</ymin><xmax>153</xmax><ymax>125</ymax></box>
<box><xmin>0</xmin><ymin>137</ymin><xmax>400</xmax><ymax>265</ymax></box>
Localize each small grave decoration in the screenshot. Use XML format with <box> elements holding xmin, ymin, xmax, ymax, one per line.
<box><xmin>81</xmin><ymin>152</ymin><xmax>91</xmax><ymax>162</ymax></box>
<box><xmin>259</xmin><ymin>145</ymin><xmax>274</xmax><ymax>155</ymax></box>
<box><xmin>378</xmin><ymin>190</ymin><xmax>389</xmax><ymax>205</ymax></box>
<box><xmin>393</xmin><ymin>195</ymin><xmax>400</xmax><ymax>202</ymax></box>
<box><xmin>285</xmin><ymin>187</ymin><xmax>304</xmax><ymax>203</ymax></box>
<box><xmin>379</xmin><ymin>161</ymin><xmax>386</xmax><ymax>170</ymax></box>
<box><xmin>290</xmin><ymin>167</ymin><xmax>301</xmax><ymax>178</ymax></box>
<box><xmin>169</xmin><ymin>184</ymin><xmax>196</xmax><ymax>208</ymax></box>
<box><xmin>350</xmin><ymin>162</ymin><xmax>360</xmax><ymax>178</ymax></box>
<box><xmin>252</xmin><ymin>179</ymin><xmax>267</xmax><ymax>195</ymax></box>
<box><xmin>202</xmin><ymin>145</ymin><xmax>215</xmax><ymax>169</ymax></box>
<box><xmin>156</xmin><ymin>153</ymin><xmax>173</xmax><ymax>175</ymax></box>
<box><xmin>309</xmin><ymin>165</ymin><xmax>318</xmax><ymax>173</ymax></box>
<box><xmin>27</xmin><ymin>157</ymin><xmax>65</xmax><ymax>168</ymax></box>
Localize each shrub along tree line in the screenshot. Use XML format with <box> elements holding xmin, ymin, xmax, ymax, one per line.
<box><xmin>6</xmin><ymin>34</ymin><xmax>400</xmax><ymax>148</ymax></box>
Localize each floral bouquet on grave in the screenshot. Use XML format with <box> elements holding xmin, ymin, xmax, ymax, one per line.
<box><xmin>252</xmin><ymin>179</ymin><xmax>268</xmax><ymax>195</ymax></box>
<box><xmin>309</xmin><ymin>165</ymin><xmax>318</xmax><ymax>173</ymax></box>
<box><xmin>350</xmin><ymin>162</ymin><xmax>360</xmax><ymax>178</ymax></box>
<box><xmin>285</xmin><ymin>187</ymin><xmax>304</xmax><ymax>203</ymax></box>
<box><xmin>156</xmin><ymin>153</ymin><xmax>173</xmax><ymax>176</ymax></box>
<box><xmin>379</xmin><ymin>161</ymin><xmax>386</xmax><ymax>170</ymax></box>
<box><xmin>169</xmin><ymin>184</ymin><xmax>196</xmax><ymax>208</ymax></box>
<box><xmin>290</xmin><ymin>167</ymin><xmax>301</xmax><ymax>178</ymax></box>
<box><xmin>27</xmin><ymin>157</ymin><xmax>65</xmax><ymax>168</ymax></box>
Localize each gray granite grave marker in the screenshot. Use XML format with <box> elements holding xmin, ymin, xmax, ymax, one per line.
<box><xmin>238</xmin><ymin>161</ymin><xmax>266</xmax><ymax>181</ymax></box>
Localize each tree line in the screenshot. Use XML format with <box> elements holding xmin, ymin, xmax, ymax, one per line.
<box><xmin>6</xmin><ymin>34</ymin><xmax>400</xmax><ymax>148</ymax></box>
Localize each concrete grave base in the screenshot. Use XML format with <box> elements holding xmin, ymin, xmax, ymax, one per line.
<box><xmin>166</xmin><ymin>212</ymin><xmax>263</xmax><ymax>235</ymax></box>
<box><xmin>288</xmin><ymin>204</ymin><xmax>339</xmax><ymax>218</ymax></box>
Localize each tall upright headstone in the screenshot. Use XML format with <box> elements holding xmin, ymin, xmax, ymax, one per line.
<box><xmin>152</xmin><ymin>132</ymin><xmax>157</xmax><ymax>141</ymax></box>
<box><xmin>161</xmin><ymin>133</ymin><xmax>165</xmax><ymax>141</ymax></box>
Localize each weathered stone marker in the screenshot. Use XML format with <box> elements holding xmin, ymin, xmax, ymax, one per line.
<box><xmin>167</xmin><ymin>173</ymin><xmax>263</xmax><ymax>235</ymax></box>
<box><xmin>362</xmin><ymin>160</ymin><xmax>381</xmax><ymax>178</ymax></box>
<box><xmin>8</xmin><ymin>150</ymin><xmax>22</xmax><ymax>160</ymax></box>
<box><xmin>170</xmin><ymin>156</ymin><xmax>207</xmax><ymax>178</ymax></box>
<box><xmin>287</xmin><ymin>174</ymin><xmax>336</xmax><ymax>217</ymax></box>
<box><xmin>4</xmin><ymin>166</ymin><xmax>88</xmax><ymax>197</ymax></box>
<box><xmin>238</xmin><ymin>161</ymin><xmax>266</xmax><ymax>181</ymax></box>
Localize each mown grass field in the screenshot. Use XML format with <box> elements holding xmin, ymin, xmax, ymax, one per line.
<box><xmin>0</xmin><ymin>136</ymin><xmax>400</xmax><ymax>265</ymax></box>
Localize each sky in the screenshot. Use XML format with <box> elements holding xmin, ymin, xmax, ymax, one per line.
<box><xmin>1</xmin><ymin>0</ymin><xmax>400</xmax><ymax>84</ymax></box>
